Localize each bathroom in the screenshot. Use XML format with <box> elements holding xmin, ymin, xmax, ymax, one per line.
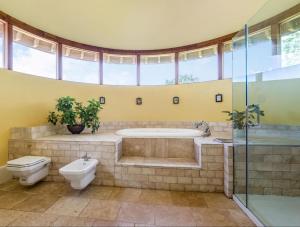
<box><xmin>0</xmin><ymin>0</ymin><xmax>300</xmax><ymax>226</ymax></box>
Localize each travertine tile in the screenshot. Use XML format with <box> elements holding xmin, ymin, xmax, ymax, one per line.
<box><xmin>12</xmin><ymin>193</ymin><xmax>61</xmax><ymax>212</ymax></box>
<box><xmin>80</xmin><ymin>199</ymin><xmax>121</xmax><ymax>221</ymax></box>
<box><xmin>0</xmin><ymin>209</ymin><xmax>25</xmax><ymax>226</ymax></box>
<box><xmin>80</xmin><ymin>186</ymin><xmax>114</xmax><ymax>200</ymax></box>
<box><xmin>192</xmin><ymin>208</ymin><xmax>237</xmax><ymax>226</ymax></box>
<box><xmin>92</xmin><ymin>220</ymin><xmax>134</xmax><ymax>227</ymax></box>
<box><xmin>0</xmin><ymin>191</ymin><xmax>30</xmax><ymax>209</ymax></box>
<box><xmin>8</xmin><ymin>212</ymin><xmax>59</xmax><ymax>227</ymax></box>
<box><xmin>46</xmin><ymin>197</ymin><xmax>89</xmax><ymax>217</ymax></box>
<box><xmin>53</xmin><ymin>216</ymin><xmax>95</xmax><ymax>227</ymax></box>
<box><xmin>138</xmin><ymin>189</ymin><xmax>172</xmax><ymax>205</ymax></box>
<box><xmin>154</xmin><ymin>205</ymin><xmax>196</xmax><ymax>226</ymax></box>
<box><xmin>117</xmin><ymin>202</ymin><xmax>155</xmax><ymax>225</ymax></box>
<box><xmin>202</xmin><ymin>193</ymin><xmax>238</xmax><ymax>209</ymax></box>
<box><xmin>109</xmin><ymin>188</ymin><xmax>141</xmax><ymax>202</ymax></box>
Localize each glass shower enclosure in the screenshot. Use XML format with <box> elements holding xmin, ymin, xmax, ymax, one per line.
<box><xmin>232</xmin><ymin>1</ymin><xmax>300</xmax><ymax>226</ymax></box>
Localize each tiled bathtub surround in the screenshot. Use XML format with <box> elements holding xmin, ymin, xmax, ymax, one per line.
<box><xmin>122</xmin><ymin>138</ymin><xmax>195</xmax><ymax>159</ymax></box>
<box><xmin>8</xmin><ymin>136</ymin><xmax>229</xmax><ymax>193</ymax></box>
<box><xmin>9</xmin><ymin>121</ymin><xmax>232</xmax><ymax>140</ymax></box>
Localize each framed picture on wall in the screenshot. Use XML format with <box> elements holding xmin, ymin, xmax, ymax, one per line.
<box><xmin>173</xmin><ymin>96</ymin><xmax>180</xmax><ymax>104</ymax></box>
<box><xmin>215</xmin><ymin>94</ymin><xmax>223</xmax><ymax>102</ymax></box>
<box><xmin>136</xmin><ymin>97</ymin><xmax>142</xmax><ymax>105</ymax></box>
<box><xmin>99</xmin><ymin>96</ymin><xmax>105</xmax><ymax>104</ymax></box>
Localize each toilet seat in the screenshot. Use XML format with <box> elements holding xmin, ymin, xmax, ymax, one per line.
<box><xmin>7</xmin><ymin>156</ymin><xmax>50</xmax><ymax>167</ymax></box>
<box><xmin>7</xmin><ymin>156</ymin><xmax>51</xmax><ymax>178</ymax></box>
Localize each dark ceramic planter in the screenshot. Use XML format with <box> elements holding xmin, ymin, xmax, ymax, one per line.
<box><xmin>67</xmin><ymin>124</ymin><xmax>85</xmax><ymax>134</ymax></box>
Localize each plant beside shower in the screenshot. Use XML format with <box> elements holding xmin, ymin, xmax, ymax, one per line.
<box><xmin>223</xmin><ymin>104</ymin><xmax>265</xmax><ymax>137</ymax></box>
<box><xmin>48</xmin><ymin>96</ymin><xmax>103</xmax><ymax>134</ymax></box>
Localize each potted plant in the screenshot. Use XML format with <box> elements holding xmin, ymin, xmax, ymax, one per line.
<box><xmin>223</xmin><ymin>104</ymin><xmax>265</xmax><ymax>137</ymax></box>
<box><xmin>48</xmin><ymin>96</ymin><xmax>103</xmax><ymax>134</ymax></box>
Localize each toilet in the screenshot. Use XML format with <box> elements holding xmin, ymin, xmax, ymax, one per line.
<box><xmin>6</xmin><ymin>156</ymin><xmax>51</xmax><ymax>185</ymax></box>
<box><xmin>59</xmin><ymin>158</ymin><xmax>98</xmax><ymax>190</ymax></box>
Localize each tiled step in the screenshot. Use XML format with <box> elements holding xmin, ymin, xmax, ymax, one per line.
<box><xmin>116</xmin><ymin>156</ymin><xmax>201</xmax><ymax>169</ymax></box>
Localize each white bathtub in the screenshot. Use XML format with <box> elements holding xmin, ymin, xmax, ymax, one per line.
<box><xmin>115</xmin><ymin>128</ymin><xmax>202</xmax><ymax>138</ymax></box>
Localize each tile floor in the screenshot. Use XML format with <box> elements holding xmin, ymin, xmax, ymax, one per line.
<box><xmin>0</xmin><ymin>180</ymin><xmax>254</xmax><ymax>226</ymax></box>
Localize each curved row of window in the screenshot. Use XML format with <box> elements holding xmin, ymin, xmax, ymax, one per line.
<box><xmin>0</xmin><ymin>21</ymin><xmax>233</xmax><ymax>85</ymax></box>
<box><xmin>0</xmin><ymin>12</ymin><xmax>299</xmax><ymax>85</ymax></box>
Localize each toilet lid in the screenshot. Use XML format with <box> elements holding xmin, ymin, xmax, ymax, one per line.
<box><xmin>7</xmin><ymin>156</ymin><xmax>48</xmax><ymax>167</ymax></box>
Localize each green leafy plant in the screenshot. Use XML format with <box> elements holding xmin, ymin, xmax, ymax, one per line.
<box><xmin>48</xmin><ymin>96</ymin><xmax>103</xmax><ymax>133</ymax></box>
<box><xmin>223</xmin><ymin>104</ymin><xmax>265</xmax><ymax>129</ymax></box>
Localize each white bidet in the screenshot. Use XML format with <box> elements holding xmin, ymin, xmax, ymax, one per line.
<box><xmin>59</xmin><ymin>158</ymin><xmax>98</xmax><ymax>190</ymax></box>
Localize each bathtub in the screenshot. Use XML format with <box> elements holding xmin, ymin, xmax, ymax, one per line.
<box><xmin>115</xmin><ymin>128</ymin><xmax>202</xmax><ymax>138</ymax></box>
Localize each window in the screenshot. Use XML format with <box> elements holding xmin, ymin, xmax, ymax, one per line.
<box><xmin>140</xmin><ymin>54</ymin><xmax>175</xmax><ymax>85</ymax></box>
<box><xmin>281</xmin><ymin>14</ymin><xmax>300</xmax><ymax>67</ymax></box>
<box><xmin>62</xmin><ymin>45</ymin><xmax>99</xmax><ymax>84</ymax></box>
<box><xmin>12</xmin><ymin>27</ymin><xmax>57</xmax><ymax>78</ymax></box>
<box><xmin>103</xmin><ymin>53</ymin><xmax>137</xmax><ymax>85</ymax></box>
<box><xmin>179</xmin><ymin>46</ymin><xmax>218</xmax><ymax>83</ymax></box>
<box><xmin>247</xmin><ymin>27</ymin><xmax>273</xmax><ymax>75</ymax></box>
<box><xmin>223</xmin><ymin>42</ymin><xmax>233</xmax><ymax>79</ymax></box>
<box><xmin>0</xmin><ymin>21</ymin><xmax>5</xmax><ymax>68</ymax></box>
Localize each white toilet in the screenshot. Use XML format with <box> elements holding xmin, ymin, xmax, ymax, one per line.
<box><xmin>59</xmin><ymin>157</ymin><xmax>98</xmax><ymax>190</ymax></box>
<box><xmin>6</xmin><ymin>156</ymin><xmax>51</xmax><ymax>185</ymax></box>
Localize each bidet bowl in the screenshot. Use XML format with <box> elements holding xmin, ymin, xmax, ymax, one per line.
<box><xmin>59</xmin><ymin>158</ymin><xmax>98</xmax><ymax>189</ymax></box>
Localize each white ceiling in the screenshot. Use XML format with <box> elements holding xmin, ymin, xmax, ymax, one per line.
<box><xmin>0</xmin><ymin>0</ymin><xmax>268</xmax><ymax>50</ymax></box>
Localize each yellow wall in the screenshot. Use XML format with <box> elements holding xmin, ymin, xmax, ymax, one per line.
<box><xmin>0</xmin><ymin>69</ymin><xmax>232</xmax><ymax>165</ymax></box>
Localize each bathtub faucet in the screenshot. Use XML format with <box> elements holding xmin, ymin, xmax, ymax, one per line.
<box><xmin>195</xmin><ymin>121</ymin><xmax>211</xmax><ymax>137</ymax></box>
<box><xmin>81</xmin><ymin>152</ymin><xmax>91</xmax><ymax>161</ymax></box>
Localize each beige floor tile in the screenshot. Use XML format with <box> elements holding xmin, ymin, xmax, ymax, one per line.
<box><xmin>53</xmin><ymin>216</ymin><xmax>95</xmax><ymax>227</ymax></box>
<box><xmin>80</xmin><ymin>199</ymin><xmax>121</xmax><ymax>221</ymax></box>
<box><xmin>0</xmin><ymin>209</ymin><xmax>25</xmax><ymax>226</ymax></box>
<box><xmin>192</xmin><ymin>207</ymin><xmax>238</xmax><ymax>226</ymax></box>
<box><xmin>12</xmin><ymin>193</ymin><xmax>61</xmax><ymax>213</ymax></box>
<box><xmin>27</xmin><ymin>182</ymin><xmax>73</xmax><ymax>195</ymax></box>
<box><xmin>202</xmin><ymin>193</ymin><xmax>238</xmax><ymax>209</ymax></box>
<box><xmin>139</xmin><ymin>189</ymin><xmax>172</xmax><ymax>205</ymax></box>
<box><xmin>117</xmin><ymin>202</ymin><xmax>155</xmax><ymax>225</ymax></box>
<box><xmin>0</xmin><ymin>180</ymin><xmax>23</xmax><ymax>192</ymax></box>
<box><xmin>228</xmin><ymin>209</ymin><xmax>255</xmax><ymax>226</ymax></box>
<box><xmin>170</xmin><ymin>191</ymin><xmax>208</xmax><ymax>208</ymax></box>
<box><xmin>0</xmin><ymin>191</ymin><xmax>30</xmax><ymax>209</ymax></box>
<box><xmin>93</xmin><ymin>219</ymin><xmax>134</xmax><ymax>227</ymax></box>
<box><xmin>46</xmin><ymin>196</ymin><xmax>89</xmax><ymax>217</ymax></box>
<box><xmin>8</xmin><ymin>212</ymin><xmax>59</xmax><ymax>227</ymax></box>
<box><xmin>80</xmin><ymin>186</ymin><xmax>114</xmax><ymax>200</ymax></box>
<box><xmin>109</xmin><ymin>188</ymin><xmax>141</xmax><ymax>202</ymax></box>
<box><xmin>154</xmin><ymin>205</ymin><xmax>196</xmax><ymax>226</ymax></box>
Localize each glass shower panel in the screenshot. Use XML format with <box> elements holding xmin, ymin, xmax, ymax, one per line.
<box><xmin>232</xmin><ymin>28</ymin><xmax>248</xmax><ymax>206</ymax></box>
<box><xmin>233</xmin><ymin>1</ymin><xmax>300</xmax><ymax>226</ymax></box>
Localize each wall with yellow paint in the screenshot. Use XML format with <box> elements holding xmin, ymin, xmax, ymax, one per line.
<box><xmin>0</xmin><ymin>69</ymin><xmax>232</xmax><ymax>165</ymax></box>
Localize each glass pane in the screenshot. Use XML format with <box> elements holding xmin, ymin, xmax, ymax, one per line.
<box><xmin>179</xmin><ymin>46</ymin><xmax>218</xmax><ymax>83</ymax></box>
<box><xmin>223</xmin><ymin>42</ymin><xmax>233</xmax><ymax>79</ymax></box>
<box><xmin>281</xmin><ymin>14</ymin><xmax>300</xmax><ymax>67</ymax></box>
<box><xmin>62</xmin><ymin>45</ymin><xmax>99</xmax><ymax>84</ymax></box>
<box><xmin>0</xmin><ymin>21</ymin><xmax>4</xmax><ymax>68</ymax></box>
<box><xmin>140</xmin><ymin>54</ymin><xmax>175</xmax><ymax>85</ymax></box>
<box><xmin>232</xmin><ymin>28</ymin><xmax>248</xmax><ymax>207</ymax></box>
<box><xmin>103</xmin><ymin>53</ymin><xmax>137</xmax><ymax>85</ymax></box>
<box><xmin>244</xmin><ymin>1</ymin><xmax>300</xmax><ymax>226</ymax></box>
<box><xmin>12</xmin><ymin>27</ymin><xmax>57</xmax><ymax>78</ymax></box>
